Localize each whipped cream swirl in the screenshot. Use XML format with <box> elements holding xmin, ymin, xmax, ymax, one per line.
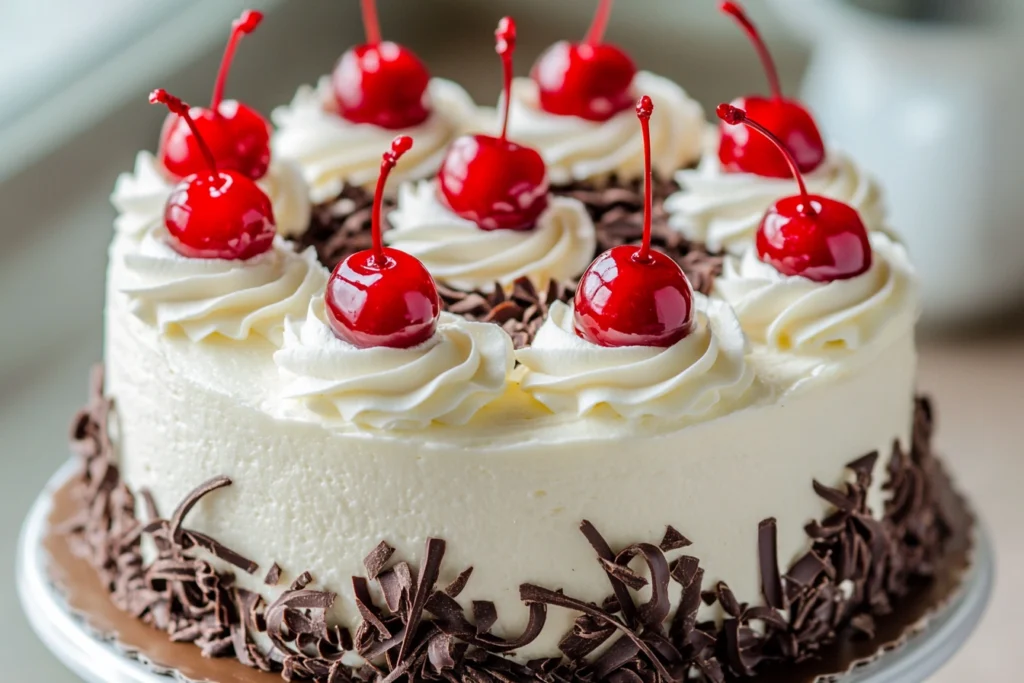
<box><xmin>272</xmin><ymin>77</ymin><xmax>476</xmax><ymax>204</ymax></box>
<box><xmin>119</xmin><ymin>229</ymin><xmax>326</xmax><ymax>345</ymax></box>
<box><xmin>714</xmin><ymin>233</ymin><xmax>917</xmax><ymax>355</ymax></box>
<box><xmin>515</xmin><ymin>298</ymin><xmax>755</xmax><ymax>420</ymax></box>
<box><xmin>110</xmin><ymin>151</ymin><xmax>312</xmax><ymax>239</ymax></box>
<box><xmin>274</xmin><ymin>303</ymin><xmax>514</xmax><ymax>430</ymax></box>
<box><xmin>666</xmin><ymin>136</ymin><xmax>886</xmax><ymax>255</ymax></box>
<box><xmin>386</xmin><ymin>181</ymin><xmax>596</xmax><ymax>293</ymax></box>
<box><xmin>493</xmin><ymin>72</ymin><xmax>704</xmax><ymax>186</ymax></box>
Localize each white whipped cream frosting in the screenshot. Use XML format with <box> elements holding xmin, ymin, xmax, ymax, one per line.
<box><xmin>274</xmin><ymin>302</ymin><xmax>514</xmax><ymax>430</ymax></box>
<box><xmin>119</xmin><ymin>229</ymin><xmax>326</xmax><ymax>346</ymax></box>
<box><xmin>271</xmin><ymin>77</ymin><xmax>477</xmax><ymax>204</ymax></box>
<box><xmin>714</xmin><ymin>233</ymin><xmax>917</xmax><ymax>359</ymax></box>
<box><xmin>666</xmin><ymin>134</ymin><xmax>886</xmax><ymax>255</ymax></box>
<box><xmin>497</xmin><ymin>71</ymin><xmax>704</xmax><ymax>186</ymax></box>
<box><xmin>110</xmin><ymin>152</ymin><xmax>312</xmax><ymax>239</ymax></box>
<box><xmin>515</xmin><ymin>297</ymin><xmax>756</xmax><ymax>420</ymax></box>
<box><xmin>386</xmin><ymin>181</ymin><xmax>596</xmax><ymax>293</ymax></box>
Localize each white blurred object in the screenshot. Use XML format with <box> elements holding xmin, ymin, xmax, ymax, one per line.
<box><xmin>769</xmin><ymin>0</ymin><xmax>1024</xmax><ymax>325</ymax></box>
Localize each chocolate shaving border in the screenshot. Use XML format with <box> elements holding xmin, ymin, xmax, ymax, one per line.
<box><xmin>65</xmin><ymin>370</ymin><xmax>954</xmax><ymax>683</ymax></box>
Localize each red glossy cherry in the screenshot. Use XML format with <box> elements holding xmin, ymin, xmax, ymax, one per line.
<box><xmin>332</xmin><ymin>0</ymin><xmax>432</xmax><ymax>129</ymax></box>
<box><xmin>437</xmin><ymin>17</ymin><xmax>549</xmax><ymax>232</ymax></box>
<box><xmin>574</xmin><ymin>96</ymin><xmax>694</xmax><ymax>347</ymax></box>
<box><xmin>151</xmin><ymin>90</ymin><xmax>276</xmax><ymax>261</ymax></box>
<box><xmin>157</xmin><ymin>10</ymin><xmax>271</xmax><ymax>181</ymax></box>
<box><xmin>531</xmin><ymin>0</ymin><xmax>636</xmax><ymax>122</ymax></box>
<box><xmin>326</xmin><ymin>136</ymin><xmax>441</xmax><ymax>348</ymax></box>
<box><xmin>717</xmin><ymin>104</ymin><xmax>871</xmax><ymax>282</ymax></box>
<box><xmin>717</xmin><ymin>2</ymin><xmax>825</xmax><ymax>178</ymax></box>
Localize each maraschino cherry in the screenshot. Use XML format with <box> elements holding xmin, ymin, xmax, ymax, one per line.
<box><xmin>437</xmin><ymin>17</ymin><xmax>549</xmax><ymax>232</ymax></box>
<box><xmin>326</xmin><ymin>136</ymin><xmax>440</xmax><ymax>348</ymax></box>
<box><xmin>157</xmin><ymin>10</ymin><xmax>271</xmax><ymax>181</ymax></box>
<box><xmin>332</xmin><ymin>0</ymin><xmax>432</xmax><ymax>129</ymax></box>
<box><xmin>574</xmin><ymin>96</ymin><xmax>694</xmax><ymax>347</ymax></box>
<box><xmin>531</xmin><ymin>0</ymin><xmax>636</xmax><ymax>121</ymax></box>
<box><xmin>717</xmin><ymin>104</ymin><xmax>871</xmax><ymax>282</ymax></box>
<box><xmin>151</xmin><ymin>90</ymin><xmax>276</xmax><ymax>261</ymax></box>
<box><xmin>718</xmin><ymin>1</ymin><xmax>825</xmax><ymax>178</ymax></box>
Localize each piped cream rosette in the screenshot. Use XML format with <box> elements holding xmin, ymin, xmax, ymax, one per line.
<box><xmin>111</xmin><ymin>151</ymin><xmax>312</xmax><ymax>239</ymax></box>
<box><xmin>665</xmin><ymin>131</ymin><xmax>886</xmax><ymax>256</ymax></box>
<box><xmin>493</xmin><ymin>71</ymin><xmax>704</xmax><ymax>186</ymax></box>
<box><xmin>274</xmin><ymin>298</ymin><xmax>515</xmax><ymax>430</ymax></box>
<box><xmin>119</xmin><ymin>228</ymin><xmax>326</xmax><ymax>346</ymax></box>
<box><xmin>271</xmin><ymin>77</ymin><xmax>477</xmax><ymax>204</ymax></box>
<box><xmin>714</xmin><ymin>232</ymin><xmax>918</xmax><ymax>377</ymax></box>
<box><xmin>385</xmin><ymin>180</ymin><xmax>596</xmax><ymax>294</ymax></box>
<box><xmin>515</xmin><ymin>295</ymin><xmax>756</xmax><ymax>421</ymax></box>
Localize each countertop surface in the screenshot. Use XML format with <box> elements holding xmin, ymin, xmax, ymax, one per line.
<box><xmin>0</xmin><ymin>330</ymin><xmax>1020</xmax><ymax>681</ymax></box>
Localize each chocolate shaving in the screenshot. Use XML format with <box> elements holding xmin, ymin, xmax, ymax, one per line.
<box><xmin>758</xmin><ymin>518</ymin><xmax>785</xmax><ymax>609</ymax></box>
<box><xmin>659</xmin><ymin>526</ymin><xmax>691</xmax><ymax>552</ymax></box>
<box><xmin>65</xmin><ymin>369</ymin><xmax>956</xmax><ymax>683</ymax></box>
<box><xmin>444</xmin><ymin>567</ymin><xmax>473</xmax><ymax>598</ymax></box>
<box><xmin>364</xmin><ymin>541</ymin><xmax>395</xmax><ymax>580</ymax></box>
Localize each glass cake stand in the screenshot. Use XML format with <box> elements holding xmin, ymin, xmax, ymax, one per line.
<box><xmin>18</xmin><ymin>461</ymin><xmax>995</xmax><ymax>683</ymax></box>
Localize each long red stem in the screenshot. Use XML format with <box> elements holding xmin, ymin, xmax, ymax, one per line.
<box><xmin>636</xmin><ymin>96</ymin><xmax>654</xmax><ymax>262</ymax></box>
<box><xmin>584</xmin><ymin>0</ymin><xmax>615</xmax><ymax>46</ymax></box>
<box><xmin>361</xmin><ymin>0</ymin><xmax>382</xmax><ymax>45</ymax></box>
<box><xmin>495</xmin><ymin>17</ymin><xmax>517</xmax><ymax>143</ymax></box>
<box><xmin>720</xmin><ymin>2</ymin><xmax>782</xmax><ymax>101</ymax></box>
<box><xmin>211</xmin><ymin>10</ymin><xmax>263</xmax><ymax>110</ymax></box>
<box><xmin>372</xmin><ymin>136</ymin><xmax>414</xmax><ymax>265</ymax></box>
<box><xmin>150</xmin><ymin>89</ymin><xmax>218</xmax><ymax>175</ymax></box>
<box><xmin>717</xmin><ymin>104</ymin><xmax>814</xmax><ymax>213</ymax></box>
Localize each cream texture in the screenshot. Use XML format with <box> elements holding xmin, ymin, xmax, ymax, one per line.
<box><xmin>498</xmin><ymin>72</ymin><xmax>704</xmax><ymax>185</ymax></box>
<box><xmin>386</xmin><ymin>181</ymin><xmax>596</xmax><ymax>292</ymax></box>
<box><xmin>119</xmin><ymin>229</ymin><xmax>326</xmax><ymax>346</ymax></box>
<box><xmin>274</xmin><ymin>302</ymin><xmax>514</xmax><ymax>430</ymax></box>
<box><xmin>271</xmin><ymin>77</ymin><xmax>477</xmax><ymax>204</ymax></box>
<box><xmin>110</xmin><ymin>151</ymin><xmax>312</xmax><ymax>239</ymax></box>
<box><xmin>516</xmin><ymin>298</ymin><xmax>756</xmax><ymax>420</ymax></box>
<box><xmin>714</xmin><ymin>233</ymin><xmax>917</xmax><ymax>366</ymax></box>
<box><xmin>666</xmin><ymin>135</ymin><xmax>887</xmax><ymax>255</ymax></box>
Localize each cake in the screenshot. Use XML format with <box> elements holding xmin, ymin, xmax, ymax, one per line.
<box><xmin>59</xmin><ymin>4</ymin><xmax>966</xmax><ymax>683</ymax></box>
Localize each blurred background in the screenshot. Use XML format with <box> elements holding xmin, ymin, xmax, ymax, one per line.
<box><xmin>0</xmin><ymin>0</ymin><xmax>1020</xmax><ymax>680</ymax></box>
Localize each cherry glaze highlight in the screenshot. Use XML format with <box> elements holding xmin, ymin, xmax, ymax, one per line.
<box><xmin>158</xmin><ymin>10</ymin><xmax>271</xmax><ymax>181</ymax></box>
<box><xmin>151</xmin><ymin>90</ymin><xmax>276</xmax><ymax>261</ymax></box>
<box><xmin>437</xmin><ymin>17</ymin><xmax>549</xmax><ymax>232</ymax></box>
<box><xmin>531</xmin><ymin>0</ymin><xmax>636</xmax><ymax>122</ymax></box>
<box><xmin>332</xmin><ymin>0</ymin><xmax>432</xmax><ymax>129</ymax></box>
<box><xmin>718</xmin><ymin>1</ymin><xmax>825</xmax><ymax>178</ymax></box>
<box><xmin>574</xmin><ymin>96</ymin><xmax>694</xmax><ymax>347</ymax></box>
<box><xmin>326</xmin><ymin>136</ymin><xmax>440</xmax><ymax>348</ymax></box>
<box><xmin>717</xmin><ymin>104</ymin><xmax>871</xmax><ymax>282</ymax></box>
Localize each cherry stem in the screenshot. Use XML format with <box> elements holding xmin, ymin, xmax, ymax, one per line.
<box><xmin>716</xmin><ymin>103</ymin><xmax>813</xmax><ymax>212</ymax></box>
<box><xmin>361</xmin><ymin>0</ymin><xmax>382</xmax><ymax>45</ymax></box>
<box><xmin>636</xmin><ymin>96</ymin><xmax>654</xmax><ymax>262</ymax></box>
<box><xmin>720</xmin><ymin>2</ymin><xmax>782</xmax><ymax>101</ymax></box>
<box><xmin>211</xmin><ymin>10</ymin><xmax>263</xmax><ymax>110</ymax></box>
<box><xmin>495</xmin><ymin>17</ymin><xmax>517</xmax><ymax>143</ymax></box>
<box><xmin>150</xmin><ymin>89</ymin><xmax>219</xmax><ymax>175</ymax></box>
<box><xmin>371</xmin><ymin>136</ymin><xmax>414</xmax><ymax>266</ymax></box>
<box><xmin>585</xmin><ymin>0</ymin><xmax>615</xmax><ymax>46</ymax></box>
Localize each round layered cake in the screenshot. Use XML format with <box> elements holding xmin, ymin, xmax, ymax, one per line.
<box><xmin>64</xmin><ymin>5</ymin><xmax>964</xmax><ymax>683</ymax></box>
